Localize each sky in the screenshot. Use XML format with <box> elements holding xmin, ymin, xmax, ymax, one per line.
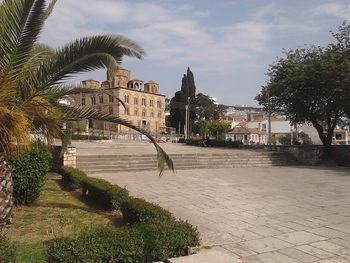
<box><xmin>41</xmin><ymin>0</ymin><xmax>350</xmax><ymax>106</ymax></box>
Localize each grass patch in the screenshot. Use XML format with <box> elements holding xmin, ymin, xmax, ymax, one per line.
<box><xmin>5</xmin><ymin>173</ymin><xmax>117</xmax><ymax>262</ymax></box>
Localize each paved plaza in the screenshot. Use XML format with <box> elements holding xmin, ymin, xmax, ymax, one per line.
<box><xmin>75</xmin><ymin>141</ymin><xmax>350</xmax><ymax>262</ymax></box>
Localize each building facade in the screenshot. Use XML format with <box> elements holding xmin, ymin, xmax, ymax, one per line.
<box><xmin>75</xmin><ymin>68</ymin><xmax>166</xmax><ymax>135</ymax></box>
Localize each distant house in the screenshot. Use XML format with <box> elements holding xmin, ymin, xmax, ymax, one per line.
<box><xmin>225</xmin><ymin>127</ymin><xmax>267</xmax><ymax>145</ymax></box>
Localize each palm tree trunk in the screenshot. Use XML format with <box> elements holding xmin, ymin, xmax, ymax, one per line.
<box><xmin>0</xmin><ymin>155</ymin><xmax>13</xmax><ymax>228</ymax></box>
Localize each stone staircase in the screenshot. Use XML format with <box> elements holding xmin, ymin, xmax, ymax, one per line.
<box><xmin>76</xmin><ymin>151</ymin><xmax>297</xmax><ymax>173</ymax></box>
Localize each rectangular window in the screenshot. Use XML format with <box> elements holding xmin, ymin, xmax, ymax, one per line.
<box><xmin>109</xmin><ymin>95</ymin><xmax>114</xmax><ymax>103</ymax></box>
<box><xmin>157</xmin><ymin>101</ymin><xmax>162</xmax><ymax>108</ymax></box>
<box><xmin>134</xmin><ymin>109</ymin><xmax>138</xmax><ymax>116</ymax></box>
<box><xmin>91</xmin><ymin>97</ymin><xmax>96</xmax><ymax>105</ymax></box>
<box><xmin>158</xmin><ymin>111</ymin><xmax>161</xmax><ymax>118</ymax></box>
<box><xmin>142</xmin><ymin>111</ymin><xmax>146</xmax><ymax>117</ymax></box>
<box><xmin>150</xmin><ymin>100</ymin><xmax>154</xmax><ymax>107</ymax></box>
<box><xmin>151</xmin><ymin>111</ymin><xmax>154</xmax><ymax>117</ymax></box>
<box><xmin>142</xmin><ymin>98</ymin><xmax>146</xmax><ymax>106</ymax></box>
<box><xmin>134</xmin><ymin>97</ymin><xmax>138</xmax><ymax>105</ymax></box>
<box><xmin>99</xmin><ymin>96</ymin><xmax>103</xmax><ymax>104</ymax></box>
<box><xmin>124</xmin><ymin>95</ymin><xmax>130</xmax><ymax>104</ymax></box>
<box><xmin>82</xmin><ymin>98</ymin><xmax>86</xmax><ymax>106</ymax></box>
<box><xmin>109</xmin><ymin>106</ymin><xmax>113</xmax><ymax>114</ymax></box>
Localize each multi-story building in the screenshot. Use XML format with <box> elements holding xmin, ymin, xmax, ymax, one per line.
<box><xmin>75</xmin><ymin>68</ymin><xmax>166</xmax><ymax>135</ymax></box>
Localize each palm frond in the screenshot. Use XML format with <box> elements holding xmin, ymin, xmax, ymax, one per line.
<box><xmin>60</xmin><ymin>104</ymin><xmax>174</xmax><ymax>175</ymax></box>
<box><xmin>45</xmin><ymin>0</ymin><xmax>57</xmax><ymax>19</ymax></box>
<box><xmin>0</xmin><ymin>0</ymin><xmax>47</xmax><ymax>78</ymax></box>
<box><xmin>38</xmin><ymin>35</ymin><xmax>145</xmax><ymax>88</ymax></box>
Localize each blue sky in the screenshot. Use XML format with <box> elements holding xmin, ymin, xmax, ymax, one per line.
<box><xmin>41</xmin><ymin>0</ymin><xmax>350</xmax><ymax>106</ymax></box>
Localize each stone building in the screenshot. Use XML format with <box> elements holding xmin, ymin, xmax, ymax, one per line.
<box><xmin>76</xmin><ymin>68</ymin><xmax>166</xmax><ymax>135</ymax></box>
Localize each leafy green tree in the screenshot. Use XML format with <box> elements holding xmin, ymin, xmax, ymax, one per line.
<box><xmin>193</xmin><ymin>120</ymin><xmax>209</xmax><ymax>137</ymax></box>
<box><xmin>207</xmin><ymin>120</ymin><xmax>230</xmax><ymax>140</ymax></box>
<box><xmin>169</xmin><ymin>67</ymin><xmax>197</xmax><ymax>133</ymax></box>
<box><xmin>194</xmin><ymin>93</ymin><xmax>227</xmax><ymax>120</ymax></box>
<box><xmin>0</xmin><ymin>0</ymin><xmax>172</xmax><ymax>227</ymax></box>
<box><xmin>278</xmin><ymin>132</ymin><xmax>312</xmax><ymax>145</ymax></box>
<box><xmin>256</xmin><ymin>44</ymin><xmax>350</xmax><ymax>156</ymax></box>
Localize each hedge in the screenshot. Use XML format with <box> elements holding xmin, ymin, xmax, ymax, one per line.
<box><xmin>47</xmin><ymin>222</ymin><xmax>199</xmax><ymax>263</ymax></box>
<box><xmin>60</xmin><ymin>166</ymin><xmax>88</xmax><ymax>190</ymax></box>
<box><xmin>137</xmin><ymin>220</ymin><xmax>200</xmax><ymax>262</ymax></box>
<box><xmin>47</xmin><ymin>226</ymin><xmax>144</xmax><ymax>263</ymax></box>
<box><xmin>11</xmin><ymin>145</ymin><xmax>53</xmax><ymax>204</ymax></box>
<box><xmin>186</xmin><ymin>138</ymin><xmax>242</xmax><ymax>148</ymax></box>
<box><xmin>121</xmin><ymin>197</ymin><xmax>174</xmax><ymax>225</ymax></box>
<box><xmin>81</xmin><ymin>177</ymin><xmax>129</xmax><ymax>211</ymax></box>
<box><xmin>0</xmin><ymin>235</ymin><xmax>17</xmax><ymax>263</ymax></box>
<box><xmin>72</xmin><ymin>134</ymin><xmax>110</xmax><ymax>141</ymax></box>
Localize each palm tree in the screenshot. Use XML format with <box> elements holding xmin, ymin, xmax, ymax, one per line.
<box><xmin>0</xmin><ymin>0</ymin><xmax>173</xmax><ymax>227</ymax></box>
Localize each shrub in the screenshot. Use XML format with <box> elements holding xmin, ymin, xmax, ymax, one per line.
<box><xmin>0</xmin><ymin>235</ymin><xmax>17</xmax><ymax>263</ymax></box>
<box><xmin>137</xmin><ymin>220</ymin><xmax>200</xmax><ymax>262</ymax></box>
<box><xmin>60</xmin><ymin>166</ymin><xmax>87</xmax><ymax>190</ymax></box>
<box><xmin>11</xmin><ymin>145</ymin><xmax>52</xmax><ymax>204</ymax></box>
<box><xmin>121</xmin><ymin>197</ymin><xmax>174</xmax><ymax>225</ymax></box>
<box><xmin>47</xmin><ymin>226</ymin><xmax>144</xmax><ymax>263</ymax></box>
<box><xmin>82</xmin><ymin>177</ymin><xmax>129</xmax><ymax>211</ymax></box>
<box><xmin>72</xmin><ymin>134</ymin><xmax>110</xmax><ymax>141</ymax></box>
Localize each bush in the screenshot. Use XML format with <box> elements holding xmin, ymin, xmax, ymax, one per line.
<box><xmin>72</xmin><ymin>134</ymin><xmax>110</xmax><ymax>141</ymax></box>
<box><xmin>121</xmin><ymin>197</ymin><xmax>174</xmax><ymax>225</ymax></box>
<box><xmin>11</xmin><ymin>145</ymin><xmax>52</xmax><ymax>204</ymax></box>
<box><xmin>60</xmin><ymin>166</ymin><xmax>88</xmax><ymax>190</ymax></box>
<box><xmin>186</xmin><ymin>139</ymin><xmax>242</xmax><ymax>148</ymax></box>
<box><xmin>47</xmin><ymin>226</ymin><xmax>144</xmax><ymax>263</ymax></box>
<box><xmin>0</xmin><ymin>235</ymin><xmax>17</xmax><ymax>263</ymax></box>
<box><xmin>82</xmin><ymin>177</ymin><xmax>129</xmax><ymax>211</ymax></box>
<box><xmin>137</xmin><ymin>220</ymin><xmax>200</xmax><ymax>262</ymax></box>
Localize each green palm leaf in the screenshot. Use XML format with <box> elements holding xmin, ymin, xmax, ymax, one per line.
<box><xmin>60</xmin><ymin>104</ymin><xmax>174</xmax><ymax>175</ymax></box>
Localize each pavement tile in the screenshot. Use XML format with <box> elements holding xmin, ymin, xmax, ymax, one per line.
<box><xmin>326</xmin><ymin>223</ymin><xmax>350</xmax><ymax>234</ymax></box>
<box><xmin>278</xmin><ymin>247</ymin><xmax>320</xmax><ymax>262</ymax></box>
<box><xmin>275</xmin><ymin>231</ymin><xmax>327</xmax><ymax>245</ymax></box>
<box><xmin>327</xmin><ymin>237</ymin><xmax>350</xmax><ymax>249</ymax></box>
<box><xmin>306</xmin><ymin>227</ymin><xmax>349</xmax><ymax>239</ymax></box>
<box><xmin>221</xmin><ymin>243</ymin><xmax>257</xmax><ymax>257</ymax></box>
<box><xmin>243</xmin><ymin>251</ymin><xmax>302</xmax><ymax>263</ymax></box>
<box><xmin>248</xmin><ymin>225</ymin><xmax>283</xmax><ymax>237</ymax></box>
<box><xmin>241</xmin><ymin>237</ymin><xmax>293</xmax><ymax>253</ymax></box>
<box><xmin>309</xmin><ymin>240</ymin><xmax>349</xmax><ymax>256</ymax></box>
<box><xmin>278</xmin><ymin>222</ymin><xmax>310</xmax><ymax>231</ymax></box>
<box><xmin>316</xmin><ymin>255</ymin><xmax>350</xmax><ymax>263</ymax></box>
<box><xmin>296</xmin><ymin>245</ymin><xmax>336</xmax><ymax>259</ymax></box>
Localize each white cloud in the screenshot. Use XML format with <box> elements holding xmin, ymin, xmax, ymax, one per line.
<box><xmin>313</xmin><ymin>2</ymin><xmax>350</xmax><ymax>19</ymax></box>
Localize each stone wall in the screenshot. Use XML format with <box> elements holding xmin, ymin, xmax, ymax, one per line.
<box><xmin>265</xmin><ymin>145</ymin><xmax>350</xmax><ymax>165</ymax></box>
<box><xmin>63</xmin><ymin>147</ymin><xmax>76</xmax><ymax>168</ymax></box>
<box><xmin>52</xmin><ymin>146</ymin><xmax>77</xmax><ymax>170</ymax></box>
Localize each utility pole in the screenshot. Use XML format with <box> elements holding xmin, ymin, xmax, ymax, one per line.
<box><xmin>187</xmin><ymin>96</ymin><xmax>190</xmax><ymax>139</ymax></box>
<box><xmin>185</xmin><ymin>104</ymin><xmax>189</xmax><ymax>140</ymax></box>
<box><xmin>268</xmin><ymin>90</ymin><xmax>272</xmax><ymax>146</ymax></box>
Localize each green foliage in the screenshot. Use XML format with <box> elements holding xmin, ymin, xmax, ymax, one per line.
<box><xmin>82</xmin><ymin>177</ymin><xmax>129</xmax><ymax>211</ymax></box>
<box><xmin>71</xmin><ymin>134</ymin><xmax>110</xmax><ymax>140</ymax></box>
<box><xmin>193</xmin><ymin>120</ymin><xmax>209</xmax><ymax>136</ymax></box>
<box><xmin>278</xmin><ymin>132</ymin><xmax>313</xmax><ymax>145</ymax></box>
<box><xmin>60</xmin><ymin>166</ymin><xmax>88</xmax><ymax>190</ymax></box>
<box><xmin>256</xmin><ymin>22</ymin><xmax>350</xmax><ymax>149</ymax></box>
<box><xmin>11</xmin><ymin>145</ymin><xmax>53</xmax><ymax>204</ymax></box>
<box><xmin>121</xmin><ymin>197</ymin><xmax>174</xmax><ymax>225</ymax></box>
<box><xmin>170</xmin><ymin>67</ymin><xmax>197</xmax><ymax>133</ymax></box>
<box><xmin>207</xmin><ymin>120</ymin><xmax>231</xmax><ymax>140</ymax></box>
<box><xmin>194</xmin><ymin>94</ymin><xmax>228</xmax><ymax>121</ymax></box>
<box><xmin>137</xmin><ymin>220</ymin><xmax>200</xmax><ymax>262</ymax></box>
<box><xmin>186</xmin><ymin>138</ymin><xmax>242</xmax><ymax>148</ymax></box>
<box><xmin>0</xmin><ymin>235</ymin><xmax>17</xmax><ymax>263</ymax></box>
<box><xmin>47</xmin><ymin>226</ymin><xmax>144</xmax><ymax>263</ymax></box>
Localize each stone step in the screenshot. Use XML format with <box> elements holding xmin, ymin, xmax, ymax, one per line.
<box><xmin>77</xmin><ymin>158</ymin><xmax>295</xmax><ymax>167</ymax></box>
<box><xmin>81</xmin><ymin>162</ymin><xmax>296</xmax><ymax>173</ymax></box>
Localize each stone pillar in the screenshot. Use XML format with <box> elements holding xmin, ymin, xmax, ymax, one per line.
<box><xmin>63</xmin><ymin>147</ymin><xmax>76</xmax><ymax>168</ymax></box>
